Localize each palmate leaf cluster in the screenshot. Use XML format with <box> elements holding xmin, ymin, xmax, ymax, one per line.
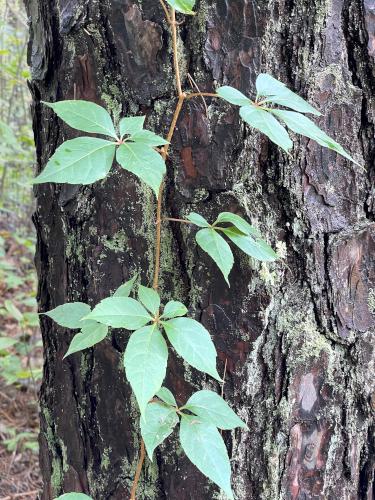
<box><xmin>187</xmin><ymin>211</ymin><xmax>277</xmax><ymax>285</ymax></box>
<box><xmin>217</xmin><ymin>74</ymin><xmax>360</xmax><ymax>165</ymax></box>
<box><xmin>45</xmin><ymin>278</ymin><xmax>244</xmax><ymax>499</ymax></box>
<box><xmin>33</xmin><ymin>101</ymin><xmax>167</xmax><ymax>197</ymax></box>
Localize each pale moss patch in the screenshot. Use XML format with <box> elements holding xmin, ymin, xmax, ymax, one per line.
<box><xmin>259</xmin><ymin>263</ymin><xmax>277</xmax><ymax>287</ymax></box>
<box><xmin>102</xmin><ymin>229</ymin><xmax>128</xmax><ymax>252</ymax></box>
<box><xmin>101</xmin><ymin>446</ymin><xmax>112</xmax><ymax>471</ymax></box>
<box><xmin>51</xmin><ymin>457</ymin><xmax>63</xmax><ymax>496</ymax></box>
<box><xmin>368</xmin><ymin>288</ymin><xmax>375</xmax><ymax>314</ymax></box>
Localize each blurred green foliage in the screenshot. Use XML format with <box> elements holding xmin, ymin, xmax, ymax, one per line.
<box><xmin>0</xmin><ymin>0</ymin><xmax>35</xmax><ymax>227</ymax></box>
<box><xmin>0</xmin><ymin>2</ymin><xmax>40</xmax><ymax>457</ymax></box>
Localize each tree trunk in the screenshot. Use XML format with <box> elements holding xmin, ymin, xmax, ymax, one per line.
<box><xmin>25</xmin><ymin>0</ymin><xmax>374</xmax><ymax>498</ymax></box>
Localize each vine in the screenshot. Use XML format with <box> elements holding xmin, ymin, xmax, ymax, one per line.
<box><xmin>33</xmin><ymin>1</ymin><xmax>361</xmax><ymax>499</ymax></box>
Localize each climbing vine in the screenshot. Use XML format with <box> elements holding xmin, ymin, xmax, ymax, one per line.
<box><xmin>34</xmin><ymin>1</ymin><xmax>360</xmax><ymax>499</ymax></box>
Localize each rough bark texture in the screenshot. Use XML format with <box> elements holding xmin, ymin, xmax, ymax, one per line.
<box><xmin>24</xmin><ymin>0</ymin><xmax>374</xmax><ymax>498</ymax></box>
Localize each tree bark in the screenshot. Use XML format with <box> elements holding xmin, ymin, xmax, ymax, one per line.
<box><xmin>25</xmin><ymin>0</ymin><xmax>374</xmax><ymax>498</ymax></box>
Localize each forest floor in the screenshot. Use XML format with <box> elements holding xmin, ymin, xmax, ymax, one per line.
<box><xmin>0</xmin><ymin>225</ymin><xmax>43</xmax><ymax>499</ymax></box>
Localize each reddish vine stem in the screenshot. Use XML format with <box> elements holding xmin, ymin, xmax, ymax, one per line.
<box><xmin>186</xmin><ymin>92</ymin><xmax>218</xmax><ymax>99</ymax></box>
<box><xmin>130</xmin><ymin>6</ymin><xmax>186</xmax><ymax>499</ymax></box>
<box><xmin>129</xmin><ymin>440</ymin><xmax>145</xmax><ymax>500</ymax></box>
<box><xmin>130</xmin><ymin>4</ymin><xmax>221</xmax><ymax>497</ymax></box>
<box><xmin>152</xmin><ymin>93</ymin><xmax>185</xmax><ymax>291</ymax></box>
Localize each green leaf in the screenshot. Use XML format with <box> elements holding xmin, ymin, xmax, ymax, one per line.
<box><xmin>43</xmin><ymin>303</ymin><xmax>91</xmax><ymax>329</ymax></box>
<box><xmin>0</xmin><ymin>338</ymin><xmax>18</xmax><ymax>350</ymax></box>
<box><xmin>186</xmin><ymin>212</ymin><xmax>211</xmax><ymax>227</ymax></box>
<box><xmin>140</xmin><ymin>402</ymin><xmax>179</xmax><ymax>459</ymax></box>
<box><xmin>166</xmin><ymin>0</ymin><xmax>196</xmax><ymax>15</ymax></box>
<box><xmin>215</xmin><ymin>212</ymin><xmax>260</xmax><ymax>237</ymax></box>
<box><xmin>113</xmin><ymin>275</ymin><xmax>137</xmax><ymax>297</ymax></box>
<box><xmin>271</xmin><ymin>109</ymin><xmax>360</xmax><ymax>166</ymax></box>
<box><xmin>44</xmin><ymin>100</ymin><xmax>118</xmax><ymax>138</ymax></box>
<box><xmin>195</xmin><ymin>228</ymin><xmax>234</xmax><ymax>285</ymax></box>
<box><xmin>55</xmin><ymin>494</ymin><xmax>93</xmax><ymax>500</ymax></box>
<box><xmin>138</xmin><ymin>285</ymin><xmax>160</xmax><ymax>315</ymax></box>
<box><xmin>216</xmin><ymin>86</ymin><xmax>252</xmax><ymax>107</ymax></box>
<box><xmin>4</xmin><ymin>300</ymin><xmax>23</xmax><ymax>322</ymax></box>
<box><xmin>221</xmin><ymin>227</ymin><xmax>278</xmax><ymax>261</ymax></box>
<box><xmin>119</xmin><ymin>116</ymin><xmax>145</xmax><ymax>138</ymax></box>
<box><xmin>85</xmin><ymin>297</ymin><xmax>151</xmax><ymax>330</ymax></box>
<box><xmin>64</xmin><ymin>322</ymin><xmax>108</xmax><ymax>358</ymax></box>
<box><xmin>184</xmin><ymin>390</ymin><xmax>247</xmax><ymax>430</ymax></box>
<box><xmin>116</xmin><ymin>143</ymin><xmax>166</xmax><ymax>198</ymax></box>
<box><xmin>130</xmin><ymin>130</ymin><xmax>169</xmax><ymax>147</ymax></box>
<box><xmin>256</xmin><ymin>74</ymin><xmax>321</xmax><ymax>116</ymax></box>
<box><xmin>161</xmin><ymin>300</ymin><xmax>188</xmax><ymax>319</ymax></box>
<box><xmin>33</xmin><ymin>137</ymin><xmax>116</xmax><ymax>185</ymax></box>
<box><xmin>239</xmin><ymin>105</ymin><xmax>293</xmax><ymax>152</ymax></box>
<box><xmin>180</xmin><ymin>415</ymin><xmax>234</xmax><ymax>499</ymax></box>
<box><xmin>156</xmin><ymin>387</ymin><xmax>177</xmax><ymax>406</ymax></box>
<box><xmin>162</xmin><ymin>317</ymin><xmax>221</xmax><ymax>381</ymax></box>
<box><xmin>124</xmin><ymin>324</ymin><xmax>168</xmax><ymax>416</ymax></box>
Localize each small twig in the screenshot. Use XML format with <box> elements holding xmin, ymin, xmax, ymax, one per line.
<box><xmin>221</xmin><ymin>358</ymin><xmax>227</xmax><ymax>399</ymax></box>
<box><xmin>159</xmin><ymin>0</ymin><xmax>172</xmax><ymax>23</ymax></box>
<box><xmin>171</xmin><ymin>9</ymin><xmax>183</xmax><ymax>97</ymax></box>
<box><xmin>220</xmin><ymin>358</ymin><xmax>228</xmax><ymax>436</ymax></box>
<box><xmin>186</xmin><ymin>92</ymin><xmax>219</xmax><ymax>99</ymax></box>
<box><xmin>164</xmin><ymin>217</ymin><xmax>193</xmax><ymax>225</ymax></box>
<box><xmin>152</xmin><ymin>93</ymin><xmax>185</xmax><ymax>292</ymax></box>
<box><xmin>187</xmin><ymin>73</ymin><xmax>208</xmax><ymax>114</ymax></box>
<box><xmin>0</xmin><ymin>390</ymin><xmax>13</xmax><ymax>402</ymax></box>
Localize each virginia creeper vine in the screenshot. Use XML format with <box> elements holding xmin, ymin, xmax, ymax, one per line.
<box><xmin>35</xmin><ymin>1</ymin><xmax>361</xmax><ymax>499</ymax></box>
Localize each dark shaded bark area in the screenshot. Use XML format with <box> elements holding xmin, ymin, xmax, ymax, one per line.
<box><xmin>24</xmin><ymin>0</ymin><xmax>374</xmax><ymax>498</ymax></box>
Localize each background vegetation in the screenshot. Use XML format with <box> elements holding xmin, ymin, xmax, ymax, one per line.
<box><xmin>0</xmin><ymin>0</ymin><xmax>42</xmax><ymax>496</ymax></box>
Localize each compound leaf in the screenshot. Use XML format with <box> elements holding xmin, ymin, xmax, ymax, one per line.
<box><xmin>216</xmin><ymin>86</ymin><xmax>252</xmax><ymax>107</ymax></box>
<box><xmin>119</xmin><ymin>116</ymin><xmax>145</xmax><ymax>138</ymax></box>
<box><xmin>161</xmin><ymin>300</ymin><xmax>188</xmax><ymax>320</ymax></box>
<box><xmin>64</xmin><ymin>322</ymin><xmax>108</xmax><ymax>358</ymax></box>
<box><xmin>43</xmin><ymin>303</ymin><xmax>91</xmax><ymax>329</ymax></box>
<box><xmin>215</xmin><ymin>212</ymin><xmax>260</xmax><ymax>237</ymax></box>
<box><xmin>124</xmin><ymin>324</ymin><xmax>168</xmax><ymax>416</ymax></box>
<box><xmin>85</xmin><ymin>297</ymin><xmax>151</xmax><ymax>330</ymax></box>
<box><xmin>138</xmin><ymin>285</ymin><xmax>160</xmax><ymax>316</ymax></box>
<box><xmin>180</xmin><ymin>415</ymin><xmax>233</xmax><ymax>499</ymax></box>
<box><xmin>221</xmin><ymin>227</ymin><xmax>278</xmax><ymax>261</ymax></box>
<box><xmin>116</xmin><ymin>143</ymin><xmax>166</xmax><ymax>198</ymax></box>
<box><xmin>140</xmin><ymin>402</ymin><xmax>179</xmax><ymax>459</ymax></box>
<box><xmin>166</xmin><ymin>0</ymin><xmax>196</xmax><ymax>15</ymax></box>
<box><xmin>239</xmin><ymin>105</ymin><xmax>293</xmax><ymax>152</ymax></box>
<box><xmin>195</xmin><ymin>228</ymin><xmax>233</xmax><ymax>285</ymax></box>
<box><xmin>113</xmin><ymin>275</ymin><xmax>137</xmax><ymax>297</ymax></box>
<box><xmin>256</xmin><ymin>74</ymin><xmax>321</xmax><ymax>116</ymax></box>
<box><xmin>130</xmin><ymin>130</ymin><xmax>169</xmax><ymax>147</ymax></box>
<box><xmin>184</xmin><ymin>390</ymin><xmax>247</xmax><ymax>430</ymax></box>
<box><xmin>186</xmin><ymin>212</ymin><xmax>210</xmax><ymax>228</ymax></box>
<box><xmin>33</xmin><ymin>137</ymin><xmax>116</xmax><ymax>185</ymax></box>
<box><xmin>156</xmin><ymin>387</ymin><xmax>177</xmax><ymax>406</ymax></box>
<box><xmin>271</xmin><ymin>109</ymin><xmax>360</xmax><ymax>166</ymax></box>
<box><xmin>162</xmin><ymin>317</ymin><xmax>221</xmax><ymax>381</ymax></box>
<box><xmin>44</xmin><ymin>100</ymin><xmax>118</xmax><ymax>138</ymax></box>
